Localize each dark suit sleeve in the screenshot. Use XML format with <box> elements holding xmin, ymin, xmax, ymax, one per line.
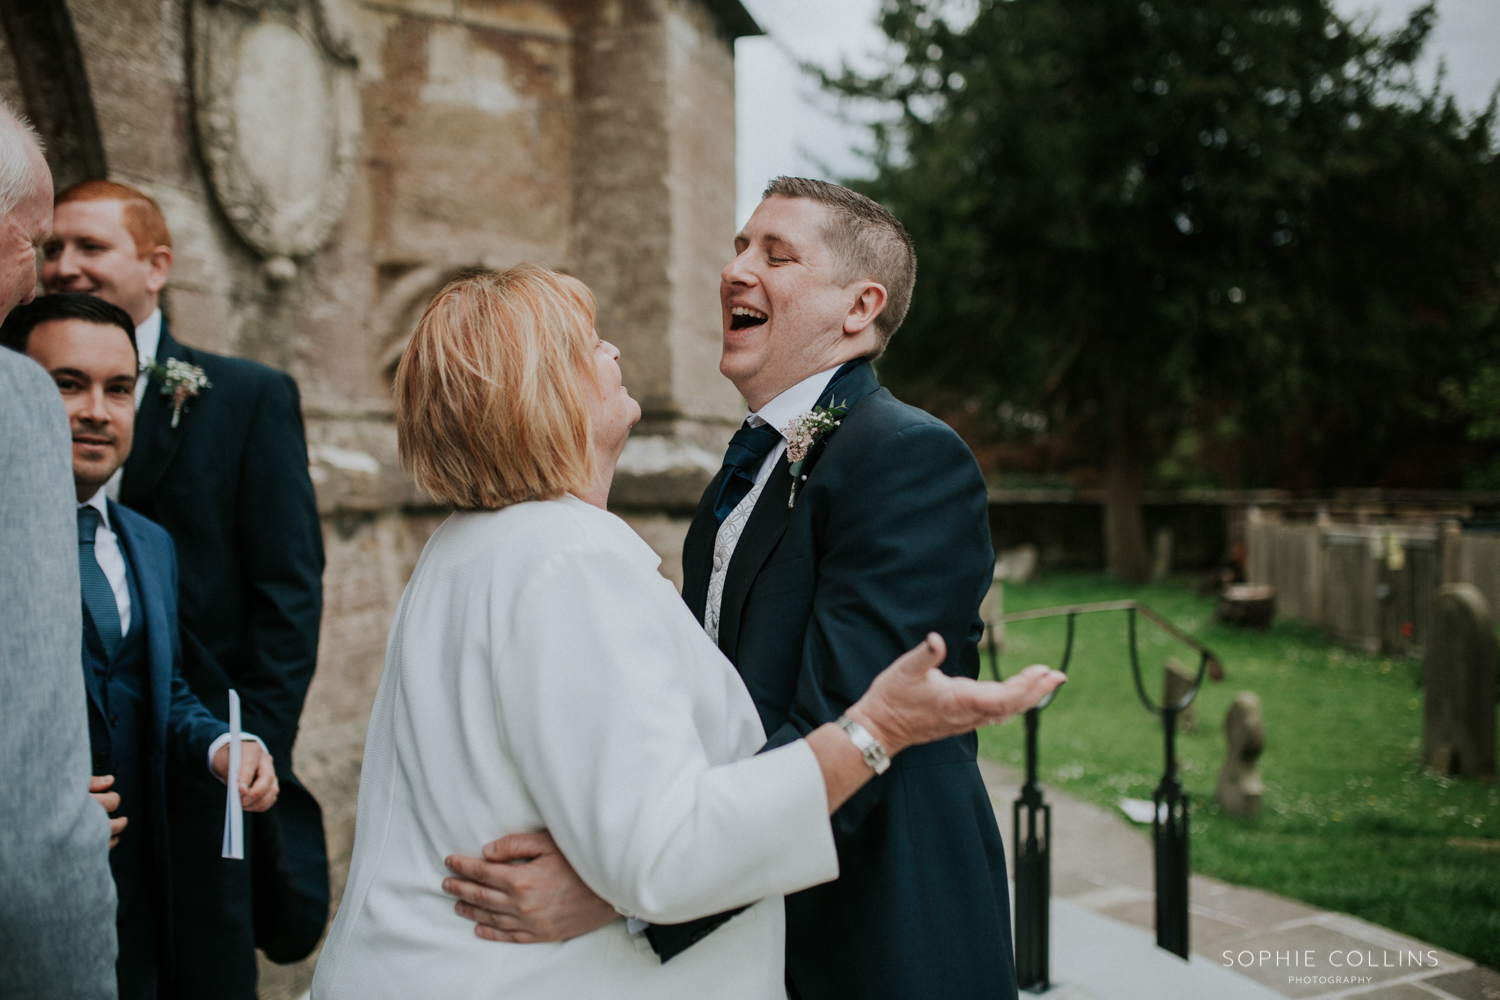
<box><xmin>231</xmin><ymin>372</ymin><xmax>324</xmax><ymax>764</ymax></box>
<box><xmin>161</xmin><ymin>534</ymin><xmax>231</xmax><ymax>773</ymax></box>
<box><xmin>763</xmin><ymin>420</ymin><xmax>994</xmax><ymax>836</ymax></box>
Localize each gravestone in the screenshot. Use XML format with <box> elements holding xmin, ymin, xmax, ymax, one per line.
<box><xmin>979</xmin><ymin>573</ymin><xmax>1005</xmax><ymax>655</ymax></box>
<box><xmin>1151</xmin><ymin>527</ymin><xmax>1174</xmax><ymax>583</ymax></box>
<box><xmin>1217</xmin><ymin>583</ymin><xmax>1276</xmax><ymax>629</ymax></box>
<box><xmin>995</xmin><ymin>544</ymin><xmax>1038</xmax><ymax>583</ymax></box>
<box><xmin>1422</xmin><ymin>584</ymin><xmax>1498</xmax><ymax>782</ymax></box>
<box><xmin>1161</xmin><ymin>657</ymin><xmax>1198</xmax><ymax>732</ymax></box>
<box><xmin>1216</xmin><ymin>692</ymin><xmax>1265</xmax><ymax>818</ymax></box>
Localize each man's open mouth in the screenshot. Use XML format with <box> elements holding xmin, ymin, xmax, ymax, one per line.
<box><xmin>730</xmin><ymin>306</ymin><xmax>768</xmax><ymax>331</ymax></box>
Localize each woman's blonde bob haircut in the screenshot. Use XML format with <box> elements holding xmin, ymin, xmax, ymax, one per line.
<box><xmin>394</xmin><ymin>263</ymin><xmax>599</xmax><ymax>510</ymax></box>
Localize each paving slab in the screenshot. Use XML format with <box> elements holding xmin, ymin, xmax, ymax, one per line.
<box><xmin>1041</xmin><ymin>896</ymin><xmax>1287</xmax><ymax>1000</ymax></box>
<box><xmin>977</xmin><ymin>758</ymin><xmax>1485</xmax><ymax>1000</ymax></box>
<box><xmin>1422</xmin><ymin>967</ymin><xmax>1500</xmax><ymax>1000</ymax></box>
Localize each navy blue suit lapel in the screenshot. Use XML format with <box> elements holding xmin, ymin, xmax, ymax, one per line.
<box><xmin>715</xmin><ymin>361</ymin><xmax>882</xmax><ymax>660</ymax></box>
<box><xmin>109</xmin><ymin>503</ymin><xmax>171</xmax><ymax>753</ymax></box>
<box><xmin>122</xmin><ymin>322</ymin><xmax>190</xmax><ymax>498</ymax></box>
<box><xmin>716</xmin><ymin>452</ymin><xmax>794</xmax><ymax>659</ymax></box>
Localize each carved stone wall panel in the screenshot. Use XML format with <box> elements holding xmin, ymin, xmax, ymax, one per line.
<box><xmin>361</xmin><ymin>11</ymin><xmax>574</xmax><ymax>268</ymax></box>
<box><xmin>191</xmin><ymin>0</ymin><xmax>361</xmax><ymax>263</ymax></box>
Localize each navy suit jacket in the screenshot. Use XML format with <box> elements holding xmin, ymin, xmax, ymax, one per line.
<box><xmin>88</xmin><ymin>502</ymin><xmax>229</xmax><ymax>922</ymax></box>
<box><xmin>120</xmin><ymin>320</ymin><xmax>328</xmax><ymax>974</ymax></box>
<box><xmin>682</xmin><ymin>361</ymin><xmax>1017</xmax><ymax>1000</ymax></box>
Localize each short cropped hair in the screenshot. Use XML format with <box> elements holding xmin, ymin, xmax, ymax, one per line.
<box><xmin>0</xmin><ymin>99</ymin><xmax>42</xmax><ymax>217</ymax></box>
<box><xmin>762</xmin><ymin>176</ymin><xmax>916</xmax><ymax>353</ymax></box>
<box><xmin>55</xmin><ymin>179</ymin><xmax>173</xmax><ymax>258</ymax></box>
<box><xmin>394</xmin><ymin>264</ymin><xmax>599</xmax><ymax>510</ymax></box>
<box><xmin>0</xmin><ymin>291</ymin><xmax>137</xmax><ymax>354</ymax></box>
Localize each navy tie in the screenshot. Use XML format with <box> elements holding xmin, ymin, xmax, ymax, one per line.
<box><xmin>712</xmin><ymin>421</ymin><xmax>783</xmax><ymax>524</ymax></box>
<box><xmin>77</xmin><ymin>506</ymin><xmax>121</xmax><ymax>660</ymax></box>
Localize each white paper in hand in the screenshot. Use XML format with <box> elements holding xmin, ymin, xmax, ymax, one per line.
<box><xmin>221</xmin><ymin>689</ymin><xmax>244</xmax><ymax>860</ymax></box>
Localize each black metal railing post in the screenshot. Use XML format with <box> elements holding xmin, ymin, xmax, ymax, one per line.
<box><xmin>1010</xmin><ymin>613</ymin><xmax>1073</xmax><ymax>993</ymax></box>
<box><xmin>1013</xmin><ymin>707</ymin><xmax>1051</xmax><ymax>992</ymax></box>
<box><xmin>1124</xmin><ymin>608</ymin><xmax>1206</xmax><ymax>960</ymax></box>
<box><xmin>997</xmin><ymin>600</ymin><xmax>1222</xmax><ymax>978</ymax></box>
<box><xmin>1153</xmin><ymin>702</ymin><xmax>1191</xmax><ymax>958</ymax></box>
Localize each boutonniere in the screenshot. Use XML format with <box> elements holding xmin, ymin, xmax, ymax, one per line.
<box><xmin>782</xmin><ymin>401</ymin><xmax>848</xmax><ymax>508</ymax></box>
<box><xmin>142</xmin><ymin>359</ymin><xmax>212</xmax><ymax>428</ymax></box>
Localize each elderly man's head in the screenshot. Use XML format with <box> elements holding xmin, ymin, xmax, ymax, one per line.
<box><xmin>0</xmin><ymin>102</ymin><xmax>52</xmax><ymax>319</ymax></box>
<box><xmin>394</xmin><ymin>263</ymin><xmax>640</xmax><ymax>511</ymax></box>
<box><xmin>720</xmin><ymin>178</ymin><xmax>916</xmax><ymax>410</ymax></box>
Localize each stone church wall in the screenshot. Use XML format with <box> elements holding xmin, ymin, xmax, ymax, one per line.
<box><xmin>0</xmin><ymin>1</ymin><xmax>752</xmax><ymax>993</ymax></box>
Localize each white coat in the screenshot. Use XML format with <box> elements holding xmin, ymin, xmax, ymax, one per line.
<box><xmin>312</xmin><ymin>495</ymin><xmax>839</xmax><ymax>999</ymax></box>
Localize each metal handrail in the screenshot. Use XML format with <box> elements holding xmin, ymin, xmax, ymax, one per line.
<box><xmin>999</xmin><ymin>599</ymin><xmax>1225</xmax><ymax>684</ymax></box>
<box><xmin>989</xmin><ymin>598</ymin><xmax>1228</xmax><ymax>984</ymax></box>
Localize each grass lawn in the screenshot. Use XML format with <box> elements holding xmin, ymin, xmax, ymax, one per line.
<box><xmin>977</xmin><ymin>573</ymin><xmax>1500</xmax><ymax>968</ymax></box>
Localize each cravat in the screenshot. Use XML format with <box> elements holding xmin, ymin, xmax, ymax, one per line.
<box><xmin>711</xmin><ymin>421</ymin><xmax>783</xmax><ymax>524</ymax></box>
<box><xmin>77</xmin><ymin>506</ymin><xmax>121</xmax><ymax>660</ymax></box>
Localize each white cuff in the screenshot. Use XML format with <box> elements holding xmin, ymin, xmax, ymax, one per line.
<box><xmin>207</xmin><ymin>732</ymin><xmax>268</xmax><ymax>783</ymax></box>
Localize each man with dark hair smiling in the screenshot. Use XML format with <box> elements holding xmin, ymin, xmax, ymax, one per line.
<box><xmin>42</xmin><ymin>180</ymin><xmax>329</xmax><ymax>998</ymax></box>
<box><xmin>2</xmin><ymin>292</ymin><xmax>279</xmax><ymax>1000</ymax></box>
<box><xmin>445</xmin><ymin>178</ymin><xmax>1018</xmax><ymax>1000</ymax></box>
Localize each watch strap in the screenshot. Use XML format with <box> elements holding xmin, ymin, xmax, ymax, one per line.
<box><xmin>836</xmin><ymin>714</ymin><xmax>890</xmax><ymax>775</ymax></box>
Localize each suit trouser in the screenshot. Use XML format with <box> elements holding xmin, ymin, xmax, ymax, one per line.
<box><xmin>115</xmin><ymin>877</ymin><xmax>159</xmax><ymax>1000</ymax></box>
<box><xmin>160</xmin><ymin>763</ymin><xmax>257</xmax><ymax>1000</ymax></box>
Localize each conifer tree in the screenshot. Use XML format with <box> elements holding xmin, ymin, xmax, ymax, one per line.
<box><xmin>831</xmin><ymin>0</ymin><xmax>1500</xmax><ymax>580</ymax></box>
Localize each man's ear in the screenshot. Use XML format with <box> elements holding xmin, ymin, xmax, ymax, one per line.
<box><xmin>144</xmin><ymin>245</ymin><xmax>173</xmax><ymax>296</ymax></box>
<box><xmin>843</xmin><ymin>281</ymin><xmax>888</xmax><ymax>339</ymax></box>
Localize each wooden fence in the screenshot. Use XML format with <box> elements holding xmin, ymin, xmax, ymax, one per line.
<box><xmin>1246</xmin><ymin>519</ymin><xmax>1495</xmax><ymax>654</ymax></box>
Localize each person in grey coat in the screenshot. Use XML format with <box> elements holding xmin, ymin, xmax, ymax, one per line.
<box><xmin>0</xmin><ymin>101</ymin><xmax>119</xmax><ymax>999</ymax></box>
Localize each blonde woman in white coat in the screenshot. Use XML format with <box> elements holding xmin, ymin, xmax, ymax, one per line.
<box><xmin>311</xmin><ymin>264</ymin><xmax>1064</xmax><ymax>1000</ymax></box>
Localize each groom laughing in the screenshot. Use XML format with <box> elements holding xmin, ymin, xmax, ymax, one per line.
<box><xmin>444</xmin><ymin>178</ymin><xmax>1016</xmax><ymax>1000</ymax></box>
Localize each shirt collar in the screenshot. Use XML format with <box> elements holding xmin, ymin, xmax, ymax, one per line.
<box><xmin>746</xmin><ymin>365</ymin><xmax>842</xmax><ymax>440</ymax></box>
<box><xmin>78</xmin><ymin>486</ymin><xmax>111</xmax><ymax>531</ymax></box>
<box><xmin>135</xmin><ymin>308</ymin><xmax>162</xmax><ymax>367</ymax></box>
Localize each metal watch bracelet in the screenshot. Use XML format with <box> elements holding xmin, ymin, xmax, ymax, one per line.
<box><xmin>836</xmin><ymin>714</ymin><xmax>891</xmax><ymax>775</ymax></box>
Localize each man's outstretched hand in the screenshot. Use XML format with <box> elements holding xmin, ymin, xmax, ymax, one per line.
<box><xmin>443</xmin><ymin>831</ymin><xmax>617</xmax><ymax>943</ymax></box>
<box><xmin>847</xmin><ymin>634</ymin><xmax>1067</xmax><ymax>756</ymax></box>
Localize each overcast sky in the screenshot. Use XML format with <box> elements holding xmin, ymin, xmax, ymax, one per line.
<box><xmin>734</xmin><ymin>0</ymin><xmax>1500</xmax><ymax>227</ymax></box>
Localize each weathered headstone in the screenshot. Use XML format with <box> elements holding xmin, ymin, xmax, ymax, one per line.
<box><xmin>1216</xmin><ymin>692</ymin><xmax>1265</xmax><ymax>818</ymax></box>
<box><xmin>979</xmin><ymin>573</ymin><xmax>1005</xmax><ymax>655</ymax></box>
<box><xmin>1151</xmin><ymin>527</ymin><xmax>1174</xmax><ymax>583</ymax></box>
<box><xmin>1216</xmin><ymin>583</ymin><xmax>1276</xmax><ymax>630</ymax></box>
<box><xmin>995</xmin><ymin>544</ymin><xmax>1038</xmax><ymax>583</ymax></box>
<box><xmin>1161</xmin><ymin>657</ymin><xmax>1198</xmax><ymax>732</ymax></box>
<box><xmin>1422</xmin><ymin>584</ymin><xmax>1498</xmax><ymax>782</ymax></box>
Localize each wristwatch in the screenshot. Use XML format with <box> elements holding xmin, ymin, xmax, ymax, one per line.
<box><xmin>836</xmin><ymin>714</ymin><xmax>890</xmax><ymax>775</ymax></box>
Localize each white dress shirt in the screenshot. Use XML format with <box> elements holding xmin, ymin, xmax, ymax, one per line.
<box><xmin>104</xmin><ymin>309</ymin><xmax>163</xmax><ymax>502</ymax></box>
<box><xmin>312</xmin><ymin>495</ymin><xmax>839</xmax><ymax>1000</ymax></box>
<box><xmin>133</xmin><ymin>308</ymin><xmax>162</xmax><ymax>409</ymax></box>
<box><xmin>703</xmin><ymin>365</ymin><xmax>840</xmax><ymax>642</ymax></box>
<box><xmin>79</xmin><ymin>486</ymin><xmax>262</xmax><ymax>775</ymax></box>
<box><xmin>78</xmin><ymin>488</ymin><xmax>130</xmax><ymax>637</ymax></box>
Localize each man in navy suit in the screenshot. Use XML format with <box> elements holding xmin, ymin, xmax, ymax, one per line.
<box><xmin>2</xmin><ymin>292</ymin><xmax>280</xmax><ymax>1000</ymax></box>
<box><xmin>42</xmin><ymin>180</ymin><xmax>329</xmax><ymax>997</ymax></box>
<box><xmin>446</xmin><ymin>178</ymin><xmax>1017</xmax><ymax>999</ymax></box>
